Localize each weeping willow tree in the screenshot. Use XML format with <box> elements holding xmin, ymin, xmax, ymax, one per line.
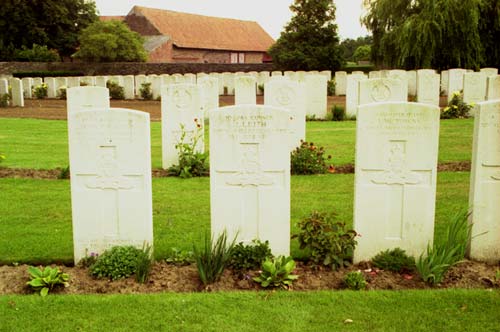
<box><xmin>362</xmin><ymin>0</ymin><xmax>484</xmax><ymax>70</ymax></box>
<box><xmin>479</xmin><ymin>0</ymin><xmax>500</xmax><ymax>67</ymax></box>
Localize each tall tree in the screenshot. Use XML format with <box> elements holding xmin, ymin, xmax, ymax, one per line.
<box><xmin>479</xmin><ymin>0</ymin><xmax>500</xmax><ymax>67</ymax></box>
<box><xmin>339</xmin><ymin>36</ymin><xmax>373</xmax><ymax>62</ymax></box>
<box><xmin>73</xmin><ymin>20</ymin><xmax>147</xmax><ymax>62</ymax></box>
<box><xmin>362</xmin><ymin>0</ymin><xmax>483</xmax><ymax>70</ymax></box>
<box><xmin>269</xmin><ymin>0</ymin><xmax>343</xmax><ymax>71</ymax></box>
<box><xmin>0</xmin><ymin>0</ymin><xmax>97</xmax><ymax>60</ymax></box>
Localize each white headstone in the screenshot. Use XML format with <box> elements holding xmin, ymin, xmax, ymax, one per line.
<box><xmin>0</xmin><ymin>79</ymin><xmax>8</xmax><ymax>95</ymax></box>
<box><xmin>222</xmin><ymin>72</ymin><xmax>235</xmax><ymax>95</ymax></box>
<box><xmin>480</xmin><ymin>68</ymin><xmax>498</xmax><ymax>78</ymax></box>
<box><xmin>345</xmin><ymin>73</ymin><xmax>367</xmax><ymax>117</ymax></box>
<box><xmin>32</xmin><ymin>77</ymin><xmax>43</xmax><ymax>89</ymax></box>
<box><xmin>107</xmin><ymin>76</ymin><xmax>124</xmax><ymax>87</ymax></box>
<box><xmin>320</xmin><ymin>70</ymin><xmax>332</xmax><ymax>81</ymax></box>
<box><xmin>468</xmin><ymin>100</ymin><xmax>500</xmax><ymax>263</ymax></box>
<box><xmin>416</xmin><ymin>70</ymin><xmax>440</xmax><ymax>107</ymax></box>
<box><xmin>265</xmin><ymin>78</ymin><xmax>306</xmax><ymax>149</ymax></box>
<box><xmin>235</xmin><ymin>75</ymin><xmax>257</xmax><ymax>105</ymax></box>
<box><xmin>55</xmin><ymin>77</ymin><xmax>68</xmax><ymax>92</ymax></box>
<box><xmin>67</xmin><ymin>77</ymin><xmax>80</xmax><ymax>88</ymax></box>
<box><xmin>486</xmin><ymin>76</ymin><xmax>500</xmax><ymax>101</ymax></box>
<box><xmin>353</xmin><ymin>102</ymin><xmax>440</xmax><ymax>262</ymax></box>
<box><xmin>463</xmin><ymin>72</ymin><xmax>487</xmax><ymax>104</ymax></box>
<box><xmin>149</xmin><ymin>75</ymin><xmax>162</xmax><ymax>100</ymax></box>
<box><xmin>284</xmin><ymin>71</ymin><xmax>297</xmax><ymax>81</ymax></box>
<box><xmin>440</xmin><ymin>70</ymin><xmax>449</xmax><ymax>96</ymax></box>
<box><xmin>68</xmin><ymin>108</ymin><xmax>153</xmax><ymax>264</ymax></box>
<box><xmin>135</xmin><ymin>75</ymin><xmax>147</xmax><ymax>96</ymax></box>
<box><xmin>95</xmin><ymin>76</ymin><xmax>107</xmax><ymax>88</ymax></box>
<box><xmin>209</xmin><ymin>73</ymin><xmax>224</xmax><ymax>95</ymax></box>
<box><xmin>67</xmin><ymin>86</ymin><xmax>110</xmax><ymax>113</ymax></box>
<box><xmin>257</xmin><ymin>71</ymin><xmax>270</xmax><ymax>95</ymax></box>
<box><xmin>198</xmin><ymin>76</ymin><xmax>219</xmax><ymax>115</ymax></box>
<box><xmin>44</xmin><ymin>77</ymin><xmax>57</xmax><ymax>98</ymax></box>
<box><xmin>447</xmin><ymin>68</ymin><xmax>466</xmax><ymax>102</ymax></box>
<box><xmin>171</xmin><ymin>73</ymin><xmax>185</xmax><ymax>84</ymax></box>
<box><xmin>387</xmin><ymin>70</ymin><xmax>408</xmax><ymax>95</ymax></box>
<box><xmin>161</xmin><ymin>83</ymin><xmax>204</xmax><ymax>169</ymax></box>
<box><xmin>123</xmin><ymin>75</ymin><xmax>135</xmax><ymax>100</ymax></box>
<box><xmin>305</xmin><ymin>74</ymin><xmax>328</xmax><ymax>119</ymax></box>
<box><xmin>9</xmin><ymin>78</ymin><xmax>24</xmax><ymax>107</ymax></box>
<box><xmin>160</xmin><ymin>74</ymin><xmax>172</xmax><ymax>88</ymax></box>
<box><xmin>358</xmin><ymin>78</ymin><xmax>408</xmax><ymax>106</ymax></box>
<box><xmin>296</xmin><ymin>71</ymin><xmax>307</xmax><ymax>83</ymax></box>
<box><xmin>369</xmin><ymin>71</ymin><xmax>382</xmax><ymax>79</ymax></box>
<box><xmin>407</xmin><ymin>71</ymin><xmax>417</xmax><ymax>97</ymax></box>
<box><xmin>334</xmin><ymin>71</ymin><xmax>347</xmax><ymax>96</ymax></box>
<box><xmin>21</xmin><ymin>77</ymin><xmax>33</xmax><ymax>99</ymax></box>
<box><xmin>272</xmin><ymin>71</ymin><xmax>283</xmax><ymax>77</ymax></box>
<box><xmin>184</xmin><ymin>73</ymin><xmax>196</xmax><ymax>84</ymax></box>
<box><xmin>209</xmin><ymin>105</ymin><xmax>291</xmax><ymax>255</ymax></box>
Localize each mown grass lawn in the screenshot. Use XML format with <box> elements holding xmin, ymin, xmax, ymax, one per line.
<box><xmin>0</xmin><ymin>117</ymin><xmax>474</xmax><ymax>169</ymax></box>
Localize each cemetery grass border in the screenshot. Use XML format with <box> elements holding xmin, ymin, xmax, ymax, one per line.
<box><xmin>1</xmin><ymin>290</ymin><xmax>500</xmax><ymax>331</ymax></box>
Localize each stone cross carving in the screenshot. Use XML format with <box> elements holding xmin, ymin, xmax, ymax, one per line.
<box><xmin>75</xmin><ymin>146</ymin><xmax>143</xmax><ymax>237</ymax></box>
<box><xmin>361</xmin><ymin>141</ymin><xmax>431</xmax><ymax>239</ymax></box>
<box><xmin>216</xmin><ymin>143</ymin><xmax>284</xmax><ymax>240</ymax></box>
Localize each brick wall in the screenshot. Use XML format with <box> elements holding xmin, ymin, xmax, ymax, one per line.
<box><xmin>148</xmin><ymin>41</ymin><xmax>173</xmax><ymax>63</ymax></box>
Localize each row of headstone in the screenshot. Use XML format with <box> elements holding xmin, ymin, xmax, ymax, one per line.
<box><xmin>66</xmin><ymin>86</ymin><xmax>500</xmax><ymax>264</ymax></box>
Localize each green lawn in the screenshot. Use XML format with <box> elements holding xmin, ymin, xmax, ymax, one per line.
<box><xmin>0</xmin><ymin>117</ymin><xmax>474</xmax><ymax>169</ymax></box>
<box><xmin>0</xmin><ymin>171</ymin><xmax>469</xmax><ymax>265</ymax></box>
<box><xmin>1</xmin><ymin>290</ymin><xmax>499</xmax><ymax>331</ymax></box>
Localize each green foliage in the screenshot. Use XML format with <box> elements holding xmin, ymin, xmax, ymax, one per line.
<box><xmin>269</xmin><ymin>0</ymin><xmax>343</xmax><ymax>71</ymax></box>
<box><xmin>479</xmin><ymin>1</ymin><xmax>500</xmax><ymax>67</ymax></box>
<box><xmin>26</xmin><ymin>266</ymin><xmax>69</xmax><ymax>296</ymax></box>
<box><xmin>253</xmin><ymin>256</ymin><xmax>299</xmax><ymax>289</ymax></box>
<box><xmin>13</xmin><ymin>71</ymin><xmax>83</xmax><ymax>78</ymax></box>
<box><xmin>73</xmin><ymin>20</ymin><xmax>147</xmax><ymax>62</ymax></box>
<box><xmin>371</xmin><ymin>248</ymin><xmax>415</xmax><ymax>273</ymax></box>
<box><xmin>331</xmin><ymin>105</ymin><xmax>345</xmax><ymax>121</ymax></box>
<box><xmin>106</xmin><ymin>81</ymin><xmax>125</xmax><ymax>100</ymax></box>
<box><xmin>293</xmin><ymin>211</ymin><xmax>357</xmax><ymax>269</ymax></box>
<box><xmin>57</xmin><ymin>166</ymin><xmax>70</xmax><ymax>180</ymax></box>
<box><xmin>168</xmin><ymin>122</ymin><xmax>209</xmax><ymax>178</ymax></box>
<box><xmin>166</xmin><ymin>248</ymin><xmax>194</xmax><ymax>265</ymax></box>
<box><xmin>139</xmin><ymin>82</ymin><xmax>153</xmax><ymax>100</ymax></box>
<box><xmin>257</xmin><ymin>83</ymin><xmax>264</xmax><ymax>94</ymax></box>
<box><xmin>33</xmin><ymin>84</ymin><xmax>48</xmax><ymax>99</ymax></box>
<box><xmin>0</xmin><ymin>151</ymin><xmax>5</xmax><ymax>163</ymax></box>
<box><xmin>441</xmin><ymin>91</ymin><xmax>473</xmax><ymax>119</ymax></box>
<box><xmin>327</xmin><ymin>79</ymin><xmax>335</xmax><ymax>96</ymax></box>
<box><xmin>13</xmin><ymin>44</ymin><xmax>59</xmax><ymax>62</ymax></box>
<box><xmin>0</xmin><ymin>0</ymin><xmax>97</xmax><ymax>60</ymax></box>
<box><xmin>135</xmin><ymin>244</ymin><xmax>153</xmax><ymax>284</ymax></box>
<box><xmin>416</xmin><ymin>210</ymin><xmax>472</xmax><ymax>285</ymax></box>
<box><xmin>343</xmin><ymin>271</ymin><xmax>367</xmax><ymax>290</ymax></box>
<box><xmin>57</xmin><ymin>86</ymin><xmax>67</xmax><ymax>100</ymax></box>
<box><xmin>229</xmin><ymin>240</ymin><xmax>273</xmax><ymax>273</ymax></box>
<box><xmin>77</xmin><ymin>252</ymin><xmax>98</xmax><ymax>268</ymax></box>
<box><xmin>353</xmin><ymin>45</ymin><xmax>372</xmax><ymax>62</ymax></box>
<box><xmin>0</xmin><ymin>93</ymin><xmax>10</xmax><ymax>107</ymax></box>
<box><xmin>89</xmin><ymin>246</ymin><xmax>143</xmax><ymax>280</ymax></box>
<box><xmin>193</xmin><ymin>231</ymin><xmax>236</xmax><ymax>285</ymax></box>
<box><xmin>339</xmin><ymin>36</ymin><xmax>373</xmax><ymax>62</ymax></box>
<box><xmin>291</xmin><ymin>140</ymin><xmax>332</xmax><ymax>175</ymax></box>
<box><xmin>342</xmin><ymin>65</ymin><xmax>375</xmax><ymax>73</ymax></box>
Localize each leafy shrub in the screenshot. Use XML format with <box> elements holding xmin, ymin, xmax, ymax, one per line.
<box><xmin>0</xmin><ymin>93</ymin><xmax>10</xmax><ymax>107</ymax></box>
<box><xmin>416</xmin><ymin>210</ymin><xmax>472</xmax><ymax>285</ymax></box>
<box><xmin>291</xmin><ymin>140</ymin><xmax>332</xmax><ymax>175</ymax></box>
<box><xmin>253</xmin><ymin>256</ymin><xmax>299</xmax><ymax>289</ymax></box>
<box><xmin>193</xmin><ymin>231</ymin><xmax>236</xmax><ymax>285</ymax></box>
<box><xmin>343</xmin><ymin>271</ymin><xmax>367</xmax><ymax>290</ymax></box>
<box><xmin>33</xmin><ymin>83</ymin><xmax>48</xmax><ymax>99</ymax></box>
<box><xmin>106</xmin><ymin>81</ymin><xmax>125</xmax><ymax>100</ymax></box>
<box><xmin>229</xmin><ymin>239</ymin><xmax>273</xmax><ymax>273</ymax></box>
<box><xmin>140</xmin><ymin>82</ymin><xmax>153</xmax><ymax>100</ymax></box>
<box><xmin>135</xmin><ymin>244</ymin><xmax>153</xmax><ymax>284</ymax></box>
<box><xmin>89</xmin><ymin>246</ymin><xmax>142</xmax><ymax>280</ymax></box>
<box><xmin>371</xmin><ymin>248</ymin><xmax>415</xmax><ymax>273</ymax></box>
<box><xmin>441</xmin><ymin>91</ymin><xmax>473</xmax><ymax>119</ymax></box>
<box><xmin>293</xmin><ymin>211</ymin><xmax>357</xmax><ymax>270</ymax></box>
<box><xmin>166</xmin><ymin>247</ymin><xmax>194</xmax><ymax>265</ymax></box>
<box><xmin>57</xmin><ymin>86</ymin><xmax>67</xmax><ymax>100</ymax></box>
<box><xmin>77</xmin><ymin>252</ymin><xmax>98</xmax><ymax>268</ymax></box>
<box><xmin>14</xmin><ymin>44</ymin><xmax>60</xmax><ymax>62</ymax></box>
<box><xmin>26</xmin><ymin>266</ymin><xmax>69</xmax><ymax>296</ymax></box>
<box><xmin>257</xmin><ymin>83</ymin><xmax>264</xmax><ymax>94</ymax></box>
<box><xmin>331</xmin><ymin>105</ymin><xmax>345</xmax><ymax>121</ymax></box>
<box><xmin>327</xmin><ymin>79</ymin><xmax>335</xmax><ymax>96</ymax></box>
<box><xmin>168</xmin><ymin>121</ymin><xmax>209</xmax><ymax>178</ymax></box>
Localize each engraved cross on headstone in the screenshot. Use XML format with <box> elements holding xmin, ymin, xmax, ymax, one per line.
<box><xmin>75</xmin><ymin>145</ymin><xmax>143</xmax><ymax>237</ymax></box>
<box><xmin>361</xmin><ymin>141</ymin><xmax>432</xmax><ymax>240</ymax></box>
<box><xmin>216</xmin><ymin>143</ymin><xmax>284</xmax><ymax>241</ymax></box>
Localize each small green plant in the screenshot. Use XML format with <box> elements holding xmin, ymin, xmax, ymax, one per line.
<box><xmin>371</xmin><ymin>248</ymin><xmax>415</xmax><ymax>273</ymax></box>
<box><xmin>416</xmin><ymin>210</ymin><xmax>472</xmax><ymax>285</ymax></box>
<box><xmin>291</xmin><ymin>140</ymin><xmax>332</xmax><ymax>175</ymax></box>
<box><xmin>77</xmin><ymin>252</ymin><xmax>99</xmax><ymax>268</ymax></box>
<box><xmin>229</xmin><ymin>239</ymin><xmax>273</xmax><ymax>273</ymax></box>
<box><xmin>257</xmin><ymin>83</ymin><xmax>264</xmax><ymax>94</ymax></box>
<box><xmin>168</xmin><ymin>121</ymin><xmax>209</xmax><ymax>178</ymax></box>
<box><xmin>193</xmin><ymin>231</ymin><xmax>236</xmax><ymax>285</ymax></box>
<box><xmin>166</xmin><ymin>247</ymin><xmax>194</xmax><ymax>265</ymax></box>
<box><xmin>343</xmin><ymin>271</ymin><xmax>367</xmax><ymax>290</ymax></box>
<box><xmin>305</xmin><ymin>114</ymin><xmax>317</xmax><ymax>121</ymax></box>
<box><xmin>57</xmin><ymin>86</ymin><xmax>67</xmax><ymax>100</ymax></box>
<box><xmin>135</xmin><ymin>244</ymin><xmax>153</xmax><ymax>284</ymax></box>
<box><xmin>33</xmin><ymin>83</ymin><xmax>48</xmax><ymax>99</ymax></box>
<box><xmin>327</xmin><ymin>79</ymin><xmax>335</xmax><ymax>96</ymax></box>
<box><xmin>106</xmin><ymin>81</ymin><xmax>125</xmax><ymax>100</ymax></box>
<box><xmin>0</xmin><ymin>93</ymin><xmax>9</xmax><ymax>107</ymax></box>
<box><xmin>331</xmin><ymin>105</ymin><xmax>345</xmax><ymax>121</ymax></box>
<box><xmin>89</xmin><ymin>245</ymin><xmax>142</xmax><ymax>280</ymax></box>
<box><xmin>293</xmin><ymin>211</ymin><xmax>357</xmax><ymax>270</ymax></box>
<box><xmin>140</xmin><ymin>82</ymin><xmax>153</xmax><ymax>100</ymax></box>
<box><xmin>58</xmin><ymin>166</ymin><xmax>70</xmax><ymax>179</ymax></box>
<box><xmin>26</xmin><ymin>266</ymin><xmax>69</xmax><ymax>296</ymax></box>
<box><xmin>441</xmin><ymin>91</ymin><xmax>473</xmax><ymax>119</ymax></box>
<box><xmin>253</xmin><ymin>256</ymin><xmax>299</xmax><ymax>289</ymax></box>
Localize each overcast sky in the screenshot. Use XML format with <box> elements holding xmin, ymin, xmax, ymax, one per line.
<box><xmin>93</xmin><ymin>0</ymin><xmax>369</xmax><ymax>40</ymax></box>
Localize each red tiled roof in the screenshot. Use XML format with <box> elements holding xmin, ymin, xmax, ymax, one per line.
<box><xmin>129</xmin><ymin>6</ymin><xmax>274</xmax><ymax>52</ymax></box>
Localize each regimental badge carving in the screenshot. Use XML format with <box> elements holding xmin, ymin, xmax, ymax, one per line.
<box><xmin>276</xmin><ymin>87</ymin><xmax>294</xmax><ymax>106</ymax></box>
<box><xmin>226</xmin><ymin>144</ymin><xmax>274</xmax><ymax>187</ymax></box>
<box><xmin>371</xmin><ymin>81</ymin><xmax>392</xmax><ymax>102</ymax></box>
<box><xmin>371</xmin><ymin>141</ymin><xmax>422</xmax><ymax>185</ymax></box>
<box><xmin>173</xmin><ymin>88</ymin><xmax>192</xmax><ymax>109</ymax></box>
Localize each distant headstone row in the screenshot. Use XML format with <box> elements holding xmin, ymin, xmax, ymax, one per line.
<box><xmin>66</xmin><ymin>85</ymin><xmax>500</xmax><ymax>264</ymax></box>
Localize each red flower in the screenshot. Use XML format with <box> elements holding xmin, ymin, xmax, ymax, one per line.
<box><xmin>328</xmin><ymin>165</ymin><xmax>335</xmax><ymax>173</ymax></box>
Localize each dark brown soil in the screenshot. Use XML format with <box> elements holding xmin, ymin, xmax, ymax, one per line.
<box><xmin>1</xmin><ymin>259</ymin><xmax>498</xmax><ymax>295</ymax></box>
